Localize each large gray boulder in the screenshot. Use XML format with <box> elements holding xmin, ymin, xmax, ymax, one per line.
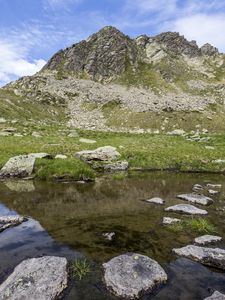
<box><xmin>194</xmin><ymin>235</ymin><xmax>222</xmax><ymax>246</ymax></box>
<box><xmin>173</xmin><ymin>245</ymin><xmax>225</xmax><ymax>270</ymax></box>
<box><xmin>0</xmin><ymin>256</ymin><xmax>68</xmax><ymax>300</ymax></box>
<box><xmin>165</xmin><ymin>204</ymin><xmax>208</xmax><ymax>215</ymax></box>
<box><xmin>204</xmin><ymin>291</ymin><xmax>225</xmax><ymax>300</ymax></box>
<box><xmin>0</xmin><ymin>216</ymin><xmax>26</xmax><ymax>233</ymax></box>
<box><xmin>103</xmin><ymin>253</ymin><xmax>167</xmax><ymax>299</ymax></box>
<box><xmin>177</xmin><ymin>193</ymin><xmax>213</xmax><ymax>206</ymax></box>
<box><xmin>76</xmin><ymin>146</ymin><xmax>121</xmax><ymax>162</ymax></box>
<box><xmin>0</xmin><ymin>155</ymin><xmax>36</xmax><ymax>178</ymax></box>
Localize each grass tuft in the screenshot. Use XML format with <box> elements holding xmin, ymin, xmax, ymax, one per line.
<box><xmin>71</xmin><ymin>259</ymin><xmax>92</xmax><ymax>280</ymax></box>
<box><xmin>169</xmin><ymin>218</ymin><xmax>216</xmax><ymax>234</ymax></box>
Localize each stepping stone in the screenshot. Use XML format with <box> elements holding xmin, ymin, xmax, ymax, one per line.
<box><xmin>0</xmin><ymin>215</ymin><xmax>26</xmax><ymax>232</ymax></box>
<box><xmin>193</xmin><ymin>184</ymin><xmax>204</xmax><ymax>192</ymax></box>
<box><xmin>162</xmin><ymin>217</ymin><xmax>181</xmax><ymax>225</ymax></box>
<box><xmin>204</xmin><ymin>291</ymin><xmax>225</xmax><ymax>299</ymax></box>
<box><xmin>177</xmin><ymin>193</ymin><xmax>213</xmax><ymax>206</ymax></box>
<box><xmin>0</xmin><ymin>256</ymin><xmax>68</xmax><ymax>300</ymax></box>
<box><xmin>144</xmin><ymin>197</ymin><xmax>165</xmax><ymax>205</ymax></box>
<box><xmin>173</xmin><ymin>245</ymin><xmax>225</xmax><ymax>270</ymax></box>
<box><xmin>102</xmin><ymin>232</ymin><xmax>115</xmax><ymax>241</ymax></box>
<box><xmin>165</xmin><ymin>204</ymin><xmax>208</xmax><ymax>215</ymax></box>
<box><xmin>103</xmin><ymin>253</ymin><xmax>167</xmax><ymax>299</ymax></box>
<box><xmin>194</xmin><ymin>235</ymin><xmax>222</xmax><ymax>246</ymax></box>
<box><xmin>208</xmin><ymin>189</ymin><xmax>219</xmax><ymax>195</ymax></box>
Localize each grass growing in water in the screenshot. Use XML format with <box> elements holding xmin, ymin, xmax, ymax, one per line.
<box><xmin>169</xmin><ymin>218</ymin><xmax>216</xmax><ymax>234</ymax></box>
<box><xmin>71</xmin><ymin>259</ymin><xmax>92</xmax><ymax>280</ymax></box>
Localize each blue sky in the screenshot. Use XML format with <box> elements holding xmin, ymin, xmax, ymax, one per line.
<box><xmin>0</xmin><ymin>0</ymin><xmax>225</xmax><ymax>86</ymax></box>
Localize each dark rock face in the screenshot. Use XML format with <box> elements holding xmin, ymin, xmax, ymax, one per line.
<box><xmin>43</xmin><ymin>26</ymin><xmax>138</xmax><ymax>81</ymax></box>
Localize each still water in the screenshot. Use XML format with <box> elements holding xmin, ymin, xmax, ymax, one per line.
<box><xmin>0</xmin><ymin>172</ymin><xmax>225</xmax><ymax>300</ymax></box>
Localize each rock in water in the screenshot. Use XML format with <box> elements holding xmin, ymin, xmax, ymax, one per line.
<box><xmin>165</xmin><ymin>204</ymin><xmax>208</xmax><ymax>215</ymax></box>
<box><xmin>177</xmin><ymin>193</ymin><xmax>213</xmax><ymax>206</ymax></box>
<box><xmin>173</xmin><ymin>245</ymin><xmax>225</xmax><ymax>270</ymax></box>
<box><xmin>0</xmin><ymin>155</ymin><xmax>35</xmax><ymax>178</ymax></box>
<box><xmin>194</xmin><ymin>235</ymin><xmax>222</xmax><ymax>246</ymax></box>
<box><xmin>144</xmin><ymin>198</ymin><xmax>165</xmax><ymax>205</ymax></box>
<box><xmin>76</xmin><ymin>146</ymin><xmax>121</xmax><ymax>162</ymax></box>
<box><xmin>103</xmin><ymin>253</ymin><xmax>167</xmax><ymax>299</ymax></box>
<box><xmin>0</xmin><ymin>256</ymin><xmax>68</xmax><ymax>300</ymax></box>
<box><xmin>0</xmin><ymin>216</ymin><xmax>26</xmax><ymax>232</ymax></box>
<box><xmin>204</xmin><ymin>291</ymin><xmax>225</xmax><ymax>300</ymax></box>
<box><xmin>162</xmin><ymin>217</ymin><xmax>181</xmax><ymax>225</ymax></box>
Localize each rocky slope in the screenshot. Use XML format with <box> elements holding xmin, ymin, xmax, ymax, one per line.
<box><xmin>2</xmin><ymin>26</ymin><xmax>225</xmax><ymax>132</ymax></box>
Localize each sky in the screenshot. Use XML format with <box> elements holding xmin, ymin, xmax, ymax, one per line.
<box><xmin>0</xmin><ymin>0</ymin><xmax>225</xmax><ymax>86</ymax></box>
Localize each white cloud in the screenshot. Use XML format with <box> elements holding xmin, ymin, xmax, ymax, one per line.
<box><xmin>172</xmin><ymin>14</ymin><xmax>225</xmax><ymax>51</ymax></box>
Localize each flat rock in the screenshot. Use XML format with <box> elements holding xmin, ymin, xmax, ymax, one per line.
<box><xmin>0</xmin><ymin>155</ymin><xmax>36</xmax><ymax>178</ymax></box>
<box><xmin>30</xmin><ymin>153</ymin><xmax>52</xmax><ymax>159</ymax></box>
<box><xmin>207</xmin><ymin>184</ymin><xmax>222</xmax><ymax>189</ymax></box>
<box><xmin>103</xmin><ymin>253</ymin><xmax>167</xmax><ymax>299</ymax></box>
<box><xmin>162</xmin><ymin>217</ymin><xmax>181</xmax><ymax>225</ymax></box>
<box><xmin>144</xmin><ymin>197</ymin><xmax>165</xmax><ymax>205</ymax></box>
<box><xmin>55</xmin><ymin>154</ymin><xmax>67</xmax><ymax>159</ymax></box>
<box><xmin>165</xmin><ymin>204</ymin><xmax>208</xmax><ymax>215</ymax></box>
<box><xmin>208</xmin><ymin>189</ymin><xmax>219</xmax><ymax>195</ymax></box>
<box><xmin>177</xmin><ymin>193</ymin><xmax>213</xmax><ymax>206</ymax></box>
<box><xmin>76</xmin><ymin>146</ymin><xmax>121</xmax><ymax>162</ymax></box>
<box><xmin>104</xmin><ymin>161</ymin><xmax>129</xmax><ymax>171</ymax></box>
<box><xmin>192</xmin><ymin>184</ymin><xmax>204</xmax><ymax>192</ymax></box>
<box><xmin>79</xmin><ymin>138</ymin><xmax>96</xmax><ymax>144</ymax></box>
<box><xmin>204</xmin><ymin>291</ymin><xmax>225</xmax><ymax>300</ymax></box>
<box><xmin>0</xmin><ymin>256</ymin><xmax>68</xmax><ymax>300</ymax></box>
<box><xmin>173</xmin><ymin>245</ymin><xmax>225</xmax><ymax>270</ymax></box>
<box><xmin>0</xmin><ymin>215</ymin><xmax>26</xmax><ymax>232</ymax></box>
<box><xmin>194</xmin><ymin>235</ymin><xmax>222</xmax><ymax>246</ymax></box>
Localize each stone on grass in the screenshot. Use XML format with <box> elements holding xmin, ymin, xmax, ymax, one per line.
<box><xmin>76</xmin><ymin>146</ymin><xmax>121</xmax><ymax>162</ymax></box>
<box><xmin>165</xmin><ymin>204</ymin><xmax>208</xmax><ymax>215</ymax></box>
<box><xmin>0</xmin><ymin>155</ymin><xmax>36</xmax><ymax>178</ymax></box>
<box><xmin>79</xmin><ymin>138</ymin><xmax>96</xmax><ymax>144</ymax></box>
<box><xmin>167</xmin><ymin>129</ymin><xmax>185</xmax><ymax>136</ymax></box>
<box><xmin>177</xmin><ymin>193</ymin><xmax>213</xmax><ymax>206</ymax></box>
<box><xmin>144</xmin><ymin>198</ymin><xmax>165</xmax><ymax>205</ymax></box>
<box><xmin>204</xmin><ymin>291</ymin><xmax>225</xmax><ymax>300</ymax></box>
<box><xmin>0</xmin><ymin>215</ymin><xmax>26</xmax><ymax>233</ymax></box>
<box><xmin>162</xmin><ymin>217</ymin><xmax>181</xmax><ymax>225</ymax></box>
<box><xmin>104</xmin><ymin>161</ymin><xmax>129</xmax><ymax>171</ymax></box>
<box><xmin>173</xmin><ymin>245</ymin><xmax>225</xmax><ymax>270</ymax></box>
<box><xmin>103</xmin><ymin>253</ymin><xmax>167</xmax><ymax>299</ymax></box>
<box><xmin>194</xmin><ymin>235</ymin><xmax>222</xmax><ymax>246</ymax></box>
<box><xmin>55</xmin><ymin>154</ymin><xmax>67</xmax><ymax>159</ymax></box>
<box><xmin>0</xmin><ymin>256</ymin><xmax>68</xmax><ymax>300</ymax></box>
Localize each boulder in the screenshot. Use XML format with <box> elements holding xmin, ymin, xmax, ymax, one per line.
<box><xmin>0</xmin><ymin>155</ymin><xmax>36</xmax><ymax>178</ymax></box>
<box><xmin>204</xmin><ymin>291</ymin><xmax>225</xmax><ymax>300</ymax></box>
<box><xmin>0</xmin><ymin>215</ymin><xmax>26</xmax><ymax>233</ymax></box>
<box><xmin>173</xmin><ymin>245</ymin><xmax>225</xmax><ymax>270</ymax></box>
<box><xmin>165</xmin><ymin>204</ymin><xmax>208</xmax><ymax>215</ymax></box>
<box><xmin>177</xmin><ymin>193</ymin><xmax>213</xmax><ymax>206</ymax></box>
<box><xmin>0</xmin><ymin>256</ymin><xmax>68</xmax><ymax>300</ymax></box>
<box><xmin>162</xmin><ymin>217</ymin><xmax>181</xmax><ymax>225</ymax></box>
<box><xmin>76</xmin><ymin>146</ymin><xmax>121</xmax><ymax>162</ymax></box>
<box><xmin>103</xmin><ymin>253</ymin><xmax>167</xmax><ymax>299</ymax></box>
<box><xmin>144</xmin><ymin>198</ymin><xmax>165</xmax><ymax>205</ymax></box>
<box><xmin>194</xmin><ymin>235</ymin><xmax>222</xmax><ymax>246</ymax></box>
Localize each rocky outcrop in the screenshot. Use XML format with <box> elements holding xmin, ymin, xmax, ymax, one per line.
<box><xmin>165</xmin><ymin>204</ymin><xmax>208</xmax><ymax>215</ymax></box>
<box><xmin>173</xmin><ymin>245</ymin><xmax>225</xmax><ymax>270</ymax></box>
<box><xmin>201</xmin><ymin>43</ymin><xmax>219</xmax><ymax>56</ymax></box>
<box><xmin>177</xmin><ymin>193</ymin><xmax>213</xmax><ymax>206</ymax></box>
<box><xmin>0</xmin><ymin>256</ymin><xmax>68</xmax><ymax>299</ymax></box>
<box><xmin>103</xmin><ymin>253</ymin><xmax>167</xmax><ymax>299</ymax></box>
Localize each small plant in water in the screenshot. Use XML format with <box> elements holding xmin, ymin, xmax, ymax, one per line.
<box><xmin>186</xmin><ymin>218</ymin><xmax>216</xmax><ymax>234</ymax></box>
<box><xmin>71</xmin><ymin>259</ymin><xmax>92</xmax><ymax>280</ymax></box>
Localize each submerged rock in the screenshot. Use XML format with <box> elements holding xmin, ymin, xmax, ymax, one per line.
<box><xmin>103</xmin><ymin>253</ymin><xmax>167</xmax><ymax>299</ymax></box>
<box><xmin>144</xmin><ymin>198</ymin><xmax>165</xmax><ymax>205</ymax></box>
<box><xmin>194</xmin><ymin>235</ymin><xmax>222</xmax><ymax>246</ymax></box>
<box><xmin>0</xmin><ymin>155</ymin><xmax>36</xmax><ymax>178</ymax></box>
<box><xmin>173</xmin><ymin>245</ymin><xmax>225</xmax><ymax>270</ymax></box>
<box><xmin>76</xmin><ymin>146</ymin><xmax>121</xmax><ymax>162</ymax></box>
<box><xmin>162</xmin><ymin>217</ymin><xmax>181</xmax><ymax>225</ymax></box>
<box><xmin>0</xmin><ymin>256</ymin><xmax>68</xmax><ymax>300</ymax></box>
<box><xmin>0</xmin><ymin>215</ymin><xmax>26</xmax><ymax>233</ymax></box>
<box><xmin>177</xmin><ymin>193</ymin><xmax>213</xmax><ymax>206</ymax></box>
<box><xmin>204</xmin><ymin>291</ymin><xmax>225</xmax><ymax>300</ymax></box>
<box><xmin>165</xmin><ymin>204</ymin><xmax>208</xmax><ymax>215</ymax></box>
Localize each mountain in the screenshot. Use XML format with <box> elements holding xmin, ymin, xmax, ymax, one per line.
<box><xmin>1</xmin><ymin>26</ymin><xmax>225</xmax><ymax>133</ymax></box>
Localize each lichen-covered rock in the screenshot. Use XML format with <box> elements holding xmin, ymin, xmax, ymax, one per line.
<box><xmin>165</xmin><ymin>204</ymin><xmax>208</xmax><ymax>215</ymax></box>
<box><xmin>0</xmin><ymin>215</ymin><xmax>26</xmax><ymax>233</ymax></box>
<box><xmin>177</xmin><ymin>193</ymin><xmax>213</xmax><ymax>206</ymax></box>
<box><xmin>76</xmin><ymin>146</ymin><xmax>121</xmax><ymax>162</ymax></box>
<box><xmin>0</xmin><ymin>155</ymin><xmax>36</xmax><ymax>178</ymax></box>
<box><xmin>103</xmin><ymin>253</ymin><xmax>167</xmax><ymax>299</ymax></box>
<box><xmin>204</xmin><ymin>291</ymin><xmax>225</xmax><ymax>300</ymax></box>
<box><xmin>0</xmin><ymin>256</ymin><xmax>68</xmax><ymax>300</ymax></box>
<box><xmin>194</xmin><ymin>235</ymin><xmax>222</xmax><ymax>246</ymax></box>
<box><xmin>173</xmin><ymin>245</ymin><xmax>225</xmax><ymax>270</ymax></box>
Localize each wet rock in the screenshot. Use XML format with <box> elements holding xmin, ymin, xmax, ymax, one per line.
<box><xmin>79</xmin><ymin>138</ymin><xmax>96</xmax><ymax>144</ymax></box>
<box><xmin>0</xmin><ymin>215</ymin><xmax>26</xmax><ymax>232</ymax></box>
<box><xmin>102</xmin><ymin>232</ymin><xmax>115</xmax><ymax>241</ymax></box>
<box><xmin>194</xmin><ymin>235</ymin><xmax>222</xmax><ymax>246</ymax></box>
<box><xmin>104</xmin><ymin>161</ymin><xmax>129</xmax><ymax>171</ymax></box>
<box><xmin>207</xmin><ymin>184</ymin><xmax>222</xmax><ymax>189</ymax></box>
<box><xmin>204</xmin><ymin>291</ymin><xmax>225</xmax><ymax>300</ymax></box>
<box><xmin>192</xmin><ymin>184</ymin><xmax>204</xmax><ymax>192</ymax></box>
<box><xmin>208</xmin><ymin>189</ymin><xmax>219</xmax><ymax>195</ymax></box>
<box><xmin>162</xmin><ymin>217</ymin><xmax>181</xmax><ymax>225</ymax></box>
<box><xmin>0</xmin><ymin>155</ymin><xmax>36</xmax><ymax>178</ymax></box>
<box><xmin>0</xmin><ymin>256</ymin><xmax>68</xmax><ymax>300</ymax></box>
<box><xmin>165</xmin><ymin>204</ymin><xmax>208</xmax><ymax>215</ymax></box>
<box><xmin>76</xmin><ymin>146</ymin><xmax>121</xmax><ymax>162</ymax></box>
<box><xmin>173</xmin><ymin>245</ymin><xmax>225</xmax><ymax>270</ymax></box>
<box><xmin>55</xmin><ymin>154</ymin><xmax>67</xmax><ymax>159</ymax></box>
<box><xmin>177</xmin><ymin>193</ymin><xmax>213</xmax><ymax>206</ymax></box>
<box><xmin>144</xmin><ymin>197</ymin><xmax>165</xmax><ymax>205</ymax></box>
<box><xmin>103</xmin><ymin>253</ymin><xmax>167</xmax><ymax>299</ymax></box>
